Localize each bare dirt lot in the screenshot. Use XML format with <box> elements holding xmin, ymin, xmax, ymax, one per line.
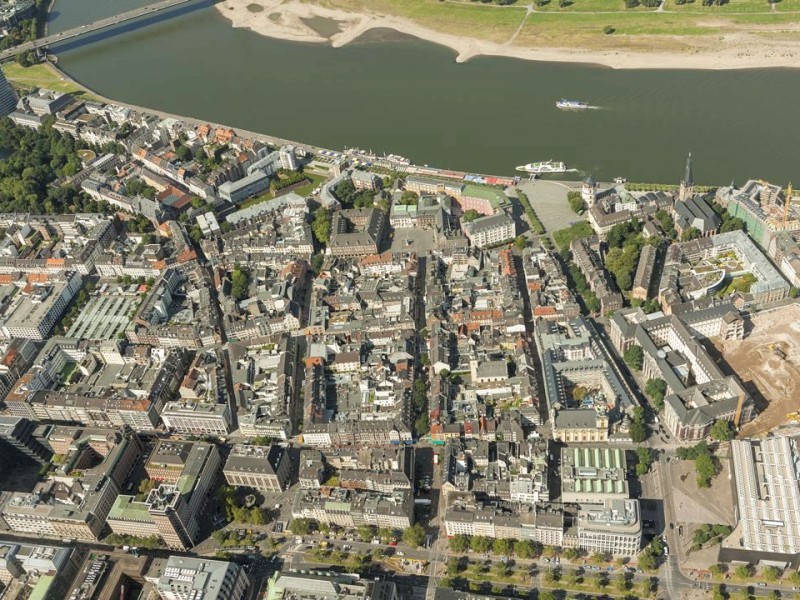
<box><xmin>667</xmin><ymin>458</ymin><xmax>736</xmax><ymax>527</ymax></box>
<box><xmin>714</xmin><ymin>304</ymin><xmax>800</xmax><ymax>438</ymax></box>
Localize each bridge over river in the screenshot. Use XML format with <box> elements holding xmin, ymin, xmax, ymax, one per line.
<box><xmin>0</xmin><ymin>0</ymin><xmax>205</xmax><ymax>62</ymax></box>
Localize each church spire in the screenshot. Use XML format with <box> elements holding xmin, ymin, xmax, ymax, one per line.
<box><xmin>682</xmin><ymin>152</ymin><xmax>693</xmax><ymax>188</ymax></box>
<box><xmin>678</xmin><ymin>152</ymin><xmax>694</xmax><ymax>202</ymax></box>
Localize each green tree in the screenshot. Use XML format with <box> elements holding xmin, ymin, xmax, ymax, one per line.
<box><xmin>189</xmin><ymin>225</ymin><xmax>203</xmax><ymax>244</ymax></box>
<box><xmin>493</xmin><ymin>538</ymin><xmax>513</xmax><ymax>556</ymax></box>
<box><xmin>594</xmin><ymin>573</ymin><xmax>609</xmax><ymax>588</ymax></box>
<box><xmin>638</xmin><ymin>552</ymin><xmax>657</xmax><ymax>571</ymax></box>
<box><xmin>645</xmin><ymin>378</ymin><xmax>667</xmax><ymax>410</ymax></box>
<box><xmin>358</xmin><ymin>524</ymin><xmax>376</xmax><ymax>542</ymax></box>
<box><xmin>402</xmin><ymin>524</ymin><xmax>426</xmax><ymax>548</ymax></box>
<box><xmin>250</xmin><ymin>507</ymin><xmax>265</xmax><ymax>525</ymax></box>
<box><xmin>734</xmin><ymin>565</ymin><xmax>753</xmax><ymax>581</ymax></box>
<box><xmin>630</xmin><ymin>421</ymin><xmax>647</xmax><ymax>444</ymax></box>
<box><xmin>605</xmin><ymin>244</ymin><xmax>641</xmax><ymax>291</ymax></box>
<box><xmin>761</xmin><ymin>566</ymin><xmax>781</xmax><ymax>582</ymax></box>
<box><xmin>567</xmin><ymin>191</ymin><xmax>584</xmax><ymax>213</ymax></box>
<box><xmin>312</xmin><ymin>208</ymin><xmax>332</xmax><ymax>245</ymax></box>
<box><xmin>584</xmin><ymin>291</ymin><xmax>601</xmax><ymax>314</ymax></box>
<box><xmin>493</xmin><ymin>561</ymin><xmax>511</xmax><ymax>578</ymax></box>
<box><xmin>450</xmin><ymin>534</ymin><xmax>470</xmax><ymax>553</ymax></box>
<box><xmin>615</xmin><ymin>573</ymin><xmax>630</xmax><ymax>592</ymax></box>
<box><xmin>710</xmin><ymin>564</ymin><xmax>725</xmax><ymax>577</ymax></box>
<box><xmin>399</xmin><ymin>190</ymin><xmax>419</xmax><ymax>205</ymax></box>
<box><xmin>563</xmin><ymin>547</ymin><xmax>580</xmax><ymax>560</ymax></box>
<box><xmin>446</xmin><ymin>557</ymin><xmax>463</xmax><ymax>576</ymax></box>
<box><xmin>514</xmin><ymin>235</ymin><xmax>527</xmax><ymax>250</ymax></box>
<box><xmin>640</xmin><ymin>577</ymin><xmax>656</xmax><ymax>598</ymax></box>
<box><xmin>289</xmin><ymin>518</ymin><xmax>313</xmax><ymax>536</ymax></box>
<box><xmin>623</xmin><ymin>345</ymin><xmax>644</xmax><ymax>370</ymax></box>
<box><xmin>538</xmin><ymin>592</ymin><xmax>556</xmax><ymax>600</ymax></box>
<box><xmin>710</xmin><ymin>419</ymin><xmax>735</xmax><ymax>441</ymax></box>
<box><xmin>681</xmin><ymin>226</ymin><xmax>701</xmax><ymax>241</ymax></box>
<box><xmin>513</xmin><ymin>539</ymin><xmax>534</xmax><ymax>558</ymax></box>
<box><xmin>711</xmin><ymin>584</ymin><xmax>727</xmax><ymax>600</ymax></box>
<box><xmin>462</xmin><ymin>209</ymin><xmax>480</xmax><ymax>223</ymax></box>
<box><xmin>635</xmin><ymin>447</ymin><xmax>655</xmax><ymax>476</ymax></box>
<box><xmin>470</xmin><ymin>535</ymin><xmax>493</xmax><ymax>553</ymax></box>
<box><xmin>735</xmin><ymin>588</ymin><xmax>751</xmax><ymax>600</ymax></box>
<box><xmin>696</xmin><ymin>453</ymin><xmax>716</xmax><ymax>487</ymax></box>
<box><xmin>230</xmin><ymin>266</ymin><xmax>251</xmax><ymax>301</ymax></box>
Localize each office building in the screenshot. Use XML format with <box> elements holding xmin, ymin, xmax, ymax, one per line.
<box><xmin>0</xmin><ymin>70</ymin><xmax>18</xmax><ymax>117</ymax></box>
<box><xmin>576</xmin><ymin>498</ymin><xmax>642</xmax><ymax>557</ymax></box>
<box><xmin>160</xmin><ymin>401</ymin><xmax>232</xmax><ymax>436</ymax></box>
<box><xmin>266</xmin><ymin>571</ymin><xmax>398</xmax><ymax>600</ymax></box>
<box><xmin>218</xmin><ymin>171</ymin><xmax>271</xmax><ymax>204</ymax></box>
<box><xmin>148</xmin><ymin>556</ymin><xmax>248</xmax><ymax>600</ymax></box>
<box><xmin>463</xmin><ymin>212</ymin><xmax>515</xmax><ymax>248</ymax></box>
<box><xmin>0</xmin><ymin>416</ymin><xmax>52</xmax><ymax>464</ymax></box>
<box><xmin>107</xmin><ymin>442</ymin><xmax>220</xmax><ymax>549</ymax></box>
<box><xmin>222</xmin><ymin>444</ymin><xmax>291</xmax><ymax>493</ymax></box>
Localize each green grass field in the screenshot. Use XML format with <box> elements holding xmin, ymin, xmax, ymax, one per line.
<box><xmin>318</xmin><ymin>0</ymin><xmax>526</xmax><ymax>42</ymax></box>
<box><xmin>2</xmin><ymin>63</ymin><xmax>97</xmax><ymax>98</ymax></box>
<box><xmin>317</xmin><ymin>0</ymin><xmax>800</xmax><ymax>52</ymax></box>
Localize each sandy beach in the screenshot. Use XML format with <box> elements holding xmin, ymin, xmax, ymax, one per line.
<box><xmin>215</xmin><ymin>0</ymin><xmax>800</xmax><ymax>70</ymax></box>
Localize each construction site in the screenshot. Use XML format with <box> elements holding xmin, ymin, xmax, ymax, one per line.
<box><xmin>714</xmin><ymin>304</ymin><xmax>800</xmax><ymax>438</ymax></box>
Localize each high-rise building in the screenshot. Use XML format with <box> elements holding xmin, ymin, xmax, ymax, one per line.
<box><xmin>0</xmin><ymin>70</ymin><xmax>18</xmax><ymax>118</ymax></box>
<box><xmin>0</xmin><ymin>416</ymin><xmax>52</xmax><ymax>464</ymax></box>
<box><xmin>107</xmin><ymin>442</ymin><xmax>220</xmax><ymax>550</ymax></box>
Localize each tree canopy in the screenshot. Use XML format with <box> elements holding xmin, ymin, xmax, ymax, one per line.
<box><xmin>645</xmin><ymin>378</ymin><xmax>667</xmax><ymax>411</ymax></box>
<box><xmin>402</xmin><ymin>524</ymin><xmax>426</xmax><ymax>548</ymax></box>
<box><xmin>312</xmin><ymin>209</ymin><xmax>332</xmax><ymax>245</ymax></box>
<box><xmin>710</xmin><ymin>419</ymin><xmax>735</xmax><ymax>441</ymax></box>
<box><xmin>635</xmin><ymin>447</ymin><xmax>655</xmax><ymax>476</ymax></box>
<box><xmin>623</xmin><ymin>346</ymin><xmax>644</xmax><ymax>371</ymax></box>
<box><xmin>230</xmin><ymin>266</ymin><xmax>250</xmax><ymax>301</ymax></box>
<box><xmin>0</xmin><ymin>119</ymin><xmax>109</xmax><ymax>215</ymax></box>
<box><xmin>567</xmin><ymin>191</ymin><xmax>584</xmax><ymax>213</ymax></box>
<box><xmin>462</xmin><ymin>209</ymin><xmax>480</xmax><ymax>223</ymax></box>
<box><xmin>334</xmin><ymin>179</ymin><xmax>375</xmax><ymax>209</ymax></box>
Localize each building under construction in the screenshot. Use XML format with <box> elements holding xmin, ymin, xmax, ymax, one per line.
<box><xmin>715</xmin><ymin>179</ymin><xmax>800</xmax><ymax>249</ymax></box>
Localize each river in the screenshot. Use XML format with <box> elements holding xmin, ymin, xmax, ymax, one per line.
<box><xmin>48</xmin><ymin>0</ymin><xmax>800</xmax><ymax>184</ymax></box>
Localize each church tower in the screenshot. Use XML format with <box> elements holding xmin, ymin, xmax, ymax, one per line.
<box><xmin>679</xmin><ymin>152</ymin><xmax>694</xmax><ymax>202</ymax></box>
<box><xmin>581</xmin><ymin>176</ymin><xmax>598</xmax><ymax>207</ymax></box>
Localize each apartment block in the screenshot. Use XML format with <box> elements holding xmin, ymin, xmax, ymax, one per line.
<box><xmin>291</xmin><ymin>488</ymin><xmax>414</xmax><ymax>530</ymax></box>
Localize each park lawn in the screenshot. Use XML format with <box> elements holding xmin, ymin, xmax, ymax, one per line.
<box><xmin>514</xmin><ymin>11</ymin><xmax>712</xmax><ymax>48</ymax></box>
<box><xmin>726</xmin><ymin>10</ymin><xmax>800</xmax><ymax>20</ymax></box>
<box><xmin>291</xmin><ymin>172</ymin><xmax>327</xmax><ymax>198</ymax></box>
<box><xmin>535</xmin><ymin>0</ymin><xmax>655</xmax><ymax>13</ymax></box>
<box><xmin>314</xmin><ymin>0</ymin><xmax>526</xmax><ymax>42</ymax></box>
<box><xmin>2</xmin><ymin>63</ymin><xmax>97</xmax><ymax>98</ymax></box>
<box><xmin>238</xmin><ymin>191</ymin><xmax>274</xmax><ymax>209</ymax></box>
<box><xmin>668</xmin><ymin>0</ymin><xmax>784</xmax><ymax>13</ymax></box>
